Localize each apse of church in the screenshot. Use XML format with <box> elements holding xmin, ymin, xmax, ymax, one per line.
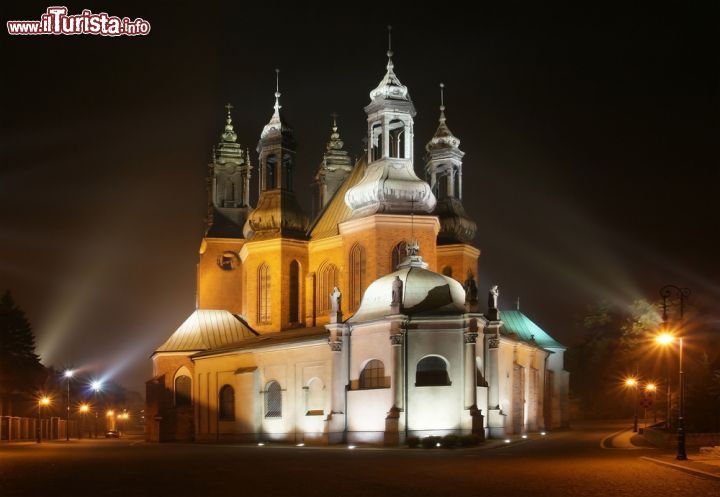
<box><xmin>148</xmin><ymin>31</ymin><xmax>569</xmax><ymax>444</ymax></box>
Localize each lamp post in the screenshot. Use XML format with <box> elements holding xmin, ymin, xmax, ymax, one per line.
<box><xmin>625</xmin><ymin>377</ymin><xmax>639</xmax><ymax>432</ymax></box>
<box><xmin>79</xmin><ymin>404</ymin><xmax>90</xmax><ymax>439</ymax></box>
<box><xmin>36</xmin><ymin>396</ymin><xmax>50</xmax><ymax>443</ymax></box>
<box><xmin>658</xmin><ymin>284</ymin><xmax>691</xmax><ymax>461</ymax></box>
<box><xmin>91</xmin><ymin>380</ymin><xmax>103</xmax><ymax>438</ymax></box>
<box><xmin>64</xmin><ymin>370</ymin><xmax>74</xmax><ymax>441</ymax></box>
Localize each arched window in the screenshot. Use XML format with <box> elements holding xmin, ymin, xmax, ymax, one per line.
<box><xmin>257</xmin><ymin>263</ymin><xmax>271</xmax><ymax>324</ymax></box>
<box><xmin>174</xmin><ymin>375</ymin><xmax>192</xmax><ymax>407</ymax></box>
<box><xmin>442</xmin><ymin>266</ymin><xmax>453</xmax><ymax>278</ymax></box>
<box><xmin>265</xmin><ymin>154</ymin><xmax>277</xmax><ymax>191</ymax></box>
<box><xmin>289</xmin><ymin>260</ymin><xmax>300</xmax><ymax>323</ymax></box>
<box><xmin>371</xmin><ymin>123</ymin><xmax>383</xmax><ymax>161</ymax></box>
<box><xmin>359</xmin><ymin>359</ymin><xmax>386</xmax><ymax>389</ymax></box>
<box><xmin>219</xmin><ymin>385</ymin><xmax>235</xmax><ymax>421</ymax></box>
<box><xmin>265</xmin><ymin>381</ymin><xmax>282</xmax><ymax>418</ymax></box>
<box><xmin>416</xmin><ymin>356</ymin><xmax>451</xmax><ymax>387</ymax></box>
<box><xmin>305</xmin><ymin>378</ymin><xmax>324</xmax><ymax>415</ymax></box>
<box><xmin>391</xmin><ymin>241</ymin><xmax>407</xmax><ymax>270</ymax></box>
<box><xmin>349</xmin><ymin>244</ymin><xmax>365</xmax><ymax>311</ymax></box>
<box><xmin>317</xmin><ymin>262</ymin><xmax>339</xmax><ymax>314</ymax></box>
<box><xmin>388</xmin><ymin>119</ymin><xmax>405</xmax><ymax>158</ymax></box>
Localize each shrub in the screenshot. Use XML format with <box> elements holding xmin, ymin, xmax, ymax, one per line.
<box><xmin>460</xmin><ymin>434</ymin><xmax>482</xmax><ymax>447</ymax></box>
<box><xmin>406</xmin><ymin>436</ymin><xmax>420</xmax><ymax>448</ymax></box>
<box><xmin>421</xmin><ymin>436</ymin><xmax>442</xmax><ymax>449</ymax></box>
<box><xmin>442</xmin><ymin>434</ymin><xmax>461</xmax><ymax>449</ymax></box>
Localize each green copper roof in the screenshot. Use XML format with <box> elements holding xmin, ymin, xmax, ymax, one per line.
<box><xmin>500</xmin><ymin>310</ymin><xmax>565</xmax><ymax>350</ymax></box>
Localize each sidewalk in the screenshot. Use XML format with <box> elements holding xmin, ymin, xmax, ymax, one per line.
<box><xmin>641</xmin><ymin>452</ymin><xmax>720</xmax><ymax>480</ymax></box>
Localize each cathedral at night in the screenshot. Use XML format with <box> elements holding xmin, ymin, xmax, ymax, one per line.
<box><xmin>146</xmin><ymin>42</ymin><xmax>569</xmax><ymax>445</ymax></box>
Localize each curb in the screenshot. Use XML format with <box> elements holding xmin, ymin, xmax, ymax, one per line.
<box><xmin>640</xmin><ymin>456</ymin><xmax>720</xmax><ymax>481</ymax></box>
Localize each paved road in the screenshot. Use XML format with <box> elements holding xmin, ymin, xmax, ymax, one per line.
<box><xmin>0</xmin><ymin>422</ymin><xmax>716</xmax><ymax>497</ymax></box>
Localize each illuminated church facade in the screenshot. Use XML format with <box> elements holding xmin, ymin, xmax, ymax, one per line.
<box><xmin>146</xmin><ymin>46</ymin><xmax>569</xmax><ymax>444</ymax></box>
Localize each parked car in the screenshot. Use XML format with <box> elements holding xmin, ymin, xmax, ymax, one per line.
<box><xmin>105</xmin><ymin>430</ymin><xmax>120</xmax><ymax>438</ymax></box>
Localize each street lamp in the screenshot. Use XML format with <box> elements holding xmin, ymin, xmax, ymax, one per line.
<box><xmin>658</xmin><ymin>284</ymin><xmax>691</xmax><ymax>461</ymax></box>
<box><xmin>624</xmin><ymin>377</ymin><xmax>640</xmax><ymax>432</ymax></box>
<box><xmin>36</xmin><ymin>396</ymin><xmax>51</xmax><ymax>443</ymax></box>
<box><xmin>64</xmin><ymin>369</ymin><xmax>74</xmax><ymax>441</ymax></box>
<box><xmin>90</xmin><ymin>380</ymin><xmax>103</xmax><ymax>437</ymax></box>
<box><xmin>79</xmin><ymin>403</ymin><xmax>90</xmax><ymax>439</ymax></box>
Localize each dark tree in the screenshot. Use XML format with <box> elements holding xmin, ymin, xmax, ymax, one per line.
<box><xmin>0</xmin><ymin>291</ymin><xmax>45</xmax><ymax>415</ymax></box>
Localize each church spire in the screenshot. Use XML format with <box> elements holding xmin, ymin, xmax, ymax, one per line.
<box><xmin>345</xmin><ymin>27</ymin><xmax>435</xmax><ymax>219</ymax></box>
<box><xmin>245</xmin><ymin>69</ymin><xmax>309</xmax><ymax>240</ymax></box>
<box><xmin>424</xmin><ymin>83</ymin><xmax>477</xmax><ymax>244</ymax></box>
<box><xmin>206</xmin><ymin>103</ymin><xmax>252</xmax><ymax>238</ymax></box>
<box><xmin>313</xmin><ymin>113</ymin><xmax>352</xmax><ymax>217</ymax></box>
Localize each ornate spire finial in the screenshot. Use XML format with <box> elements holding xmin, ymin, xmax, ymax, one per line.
<box><xmin>331</xmin><ymin>112</ymin><xmax>338</xmax><ymax>132</ymax></box>
<box><xmin>386</xmin><ymin>25</ymin><xmax>394</xmax><ymax>70</ymax></box>
<box><xmin>516</xmin><ymin>296</ymin><xmax>520</xmax><ymax>311</ymax></box>
<box><xmin>221</xmin><ymin>103</ymin><xmax>237</xmax><ymax>142</ymax></box>
<box><xmin>439</xmin><ymin>83</ymin><xmax>446</xmax><ymax>123</ymax></box>
<box><xmin>273</xmin><ymin>68</ymin><xmax>281</xmax><ymax>113</ymax></box>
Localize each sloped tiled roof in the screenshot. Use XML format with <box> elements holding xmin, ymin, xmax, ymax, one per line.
<box><xmin>500</xmin><ymin>309</ymin><xmax>565</xmax><ymax>349</ymax></box>
<box><xmin>308</xmin><ymin>157</ymin><xmax>367</xmax><ymax>240</ymax></box>
<box><xmin>192</xmin><ymin>326</ymin><xmax>328</xmax><ymax>357</ymax></box>
<box><xmin>155</xmin><ymin>309</ymin><xmax>258</xmax><ymax>353</ymax></box>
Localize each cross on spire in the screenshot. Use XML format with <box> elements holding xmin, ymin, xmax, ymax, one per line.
<box><xmin>331</xmin><ymin>112</ymin><xmax>338</xmax><ymax>130</ymax></box>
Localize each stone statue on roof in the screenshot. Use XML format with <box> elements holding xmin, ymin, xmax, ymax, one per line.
<box><xmin>488</xmin><ymin>285</ymin><xmax>499</xmax><ymax>310</ymax></box>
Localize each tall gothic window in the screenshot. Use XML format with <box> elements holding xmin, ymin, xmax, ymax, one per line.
<box><xmin>174</xmin><ymin>375</ymin><xmax>192</xmax><ymax>407</ymax></box>
<box><xmin>359</xmin><ymin>359</ymin><xmax>385</xmax><ymax>389</ymax></box>
<box><xmin>388</xmin><ymin>119</ymin><xmax>405</xmax><ymax>158</ymax></box>
<box><xmin>257</xmin><ymin>263</ymin><xmax>271</xmax><ymax>324</ymax></box>
<box><xmin>391</xmin><ymin>241</ymin><xmax>407</xmax><ymax>270</ymax></box>
<box><xmin>265</xmin><ymin>381</ymin><xmax>282</xmax><ymax>418</ymax></box>
<box><xmin>416</xmin><ymin>356</ymin><xmax>451</xmax><ymax>387</ymax></box>
<box><xmin>349</xmin><ymin>244</ymin><xmax>365</xmax><ymax>311</ymax></box>
<box><xmin>219</xmin><ymin>385</ymin><xmax>235</xmax><ymax>421</ymax></box>
<box><xmin>317</xmin><ymin>261</ymin><xmax>338</xmax><ymax>314</ymax></box>
<box><xmin>289</xmin><ymin>260</ymin><xmax>300</xmax><ymax>323</ymax></box>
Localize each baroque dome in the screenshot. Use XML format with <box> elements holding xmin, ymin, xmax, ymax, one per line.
<box><xmin>349</xmin><ymin>252</ymin><xmax>466</xmax><ymax>322</ymax></box>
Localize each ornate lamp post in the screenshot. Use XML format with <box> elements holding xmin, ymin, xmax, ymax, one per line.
<box><xmin>63</xmin><ymin>370</ymin><xmax>74</xmax><ymax>441</ymax></box>
<box><xmin>657</xmin><ymin>284</ymin><xmax>691</xmax><ymax>461</ymax></box>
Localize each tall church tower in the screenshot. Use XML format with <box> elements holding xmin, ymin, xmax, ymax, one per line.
<box><xmin>196</xmin><ymin>104</ymin><xmax>251</xmax><ymax>314</ymax></box>
<box><xmin>206</xmin><ymin>103</ymin><xmax>252</xmax><ymax>237</ymax></box>
<box><xmin>344</xmin><ymin>28</ymin><xmax>435</xmax><ymax>218</ymax></box>
<box><xmin>244</xmin><ymin>70</ymin><xmax>309</xmax><ymax>240</ymax></box>
<box><xmin>242</xmin><ymin>70</ymin><xmax>309</xmax><ymax>332</ymax></box>
<box><xmin>426</xmin><ymin>84</ymin><xmax>480</xmax><ymax>285</ymax></box>
<box><xmin>425</xmin><ymin>84</ymin><xmax>477</xmax><ymax>244</ymax></box>
<box><xmin>312</xmin><ymin>115</ymin><xmax>352</xmax><ymax>217</ymax></box>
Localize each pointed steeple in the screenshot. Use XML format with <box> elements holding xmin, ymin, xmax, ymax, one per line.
<box><xmin>245</xmin><ymin>69</ymin><xmax>309</xmax><ymax>240</ymax></box>
<box><xmin>206</xmin><ymin>103</ymin><xmax>252</xmax><ymax>238</ymax></box>
<box><xmin>345</xmin><ymin>26</ymin><xmax>435</xmax><ymax>218</ymax></box>
<box><xmin>313</xmin><ymin>114</ymin><xmax>352</xmax><ymax>216</ymax></box>
<box><xmin>424</xmin><ymin>83</ymin><xmax>477</xmax><ymax>244</ymax></box>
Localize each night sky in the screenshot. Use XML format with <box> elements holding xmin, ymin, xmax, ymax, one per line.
<box><xmin>2</xmin><ymin>2</ymin><xmax>718</xmax><ymax>393</ymax></box>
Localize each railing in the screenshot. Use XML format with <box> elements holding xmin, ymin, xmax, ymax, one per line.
<box><xmin>0</xmin><ymin>416</ymin><xmax>78</xmax><ymax>442</ymax></box>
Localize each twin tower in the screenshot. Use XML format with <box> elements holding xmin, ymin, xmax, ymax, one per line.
<box><xmin>197</xmin><ymin>41</ymin><xmax>479</xmax><ymax>332</ymax></box>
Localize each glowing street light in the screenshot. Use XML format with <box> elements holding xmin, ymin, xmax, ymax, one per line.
<box><xmin>91</xmin><ymin>380</ymin><xmax>103</xmax><ymax>392</ymax></box>
<box><xmin>624</xmin><ymin>377</ymin><xmax>640</xmax><ymax>432</ymax></box>
<box><xmin>63</xmin><ymin>369</ymin><xmax>74</xmax><ymax>441</ymax></box>
<box><xmin>625</xmin><ymin>378</ymin><xmax>637</xmax><ymax>387</ymax></box>
<box><xmin>36</xmin><ymin>396</ymin><xmax>51</xmax><ymax>443</ymax></box>
<box><xmin>79</xmin><ymin>404</ymin><xmax>90</xmax><ymax>413</ymax></box>
<box><xmin>658</xmin><ymin>284</ymin><xmax>691</xmax><ymax>461</ymax></box>
<box><xmin>645</xmin><ymin>383</ymin><xmax>657</xmax><ymax>392</ymax></box>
